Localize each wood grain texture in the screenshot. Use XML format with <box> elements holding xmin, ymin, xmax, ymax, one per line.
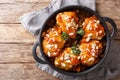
<box><xmin>0</xmin><ymin>24</ymin><xmax>119</xmax><ymax>43</ymax></box>
<box><xmin>0</xmin><ymin>63</ymin><xmax>59</xmax><ymax>80</ymax></box>
<box><xmin>0</xmin><ymin>24</ymin><xmax>36</xmax><ymax>43</ymax></box>
<box><xmin>96</xmin><ymin>0</ymin><xmax>120</xmax><ymax>20</ymax></box>
<box><xmin>0</xmin><ymin>0</ymin><xmax>50</xmax><ymax>3</ymax></box>
<box><xmin>0</xmin><ymin>0</ymin><xmax>119</xmax><ymax>24</ymax></box>
<box><xmin>0</xmin><ymin>43</ymin><xmax>34</xmax><ymax>63</ymax></box>
<box><xmin>0</xmin><ymin>1</ymin><xmax>50</xmax><ymax>23</ymax></box>
<box><xmin>0</xmin><ymin>0</ymin><xmax>120</xmax><ymax>80</ymax></box>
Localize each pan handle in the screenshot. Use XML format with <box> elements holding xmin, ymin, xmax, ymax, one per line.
<box><xmin>32</xmin><ymin>41</ymin><xmax>47</xmax><ymax>64</ymax></box>
<box><xmin>103</xmin><ymin>17</ymin><xmax>117</xmax><ymax>39</ymax></box>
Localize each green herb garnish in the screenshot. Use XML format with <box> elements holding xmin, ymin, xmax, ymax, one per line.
<box><xmin>71</xmin><ymin>45</ymin><xmax>80</xmax><ymax>55</ymax></box>
<box><xmin>77</xmin><ymin>29</ymin><xmax>85</xmax><ymax>36</ymax></box>
<box><xmin>61</xmin><ymin>32</ymin><xmax>69</xmax><ymax>40</ymax></box>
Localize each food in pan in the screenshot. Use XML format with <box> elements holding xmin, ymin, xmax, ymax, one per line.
<box><xmin>79</xmin><ymin>40</ymin><xmax>103</xmax><ymax>66</ymax></box>
<box><xmin>56</xmin><ymin>12</ymin><xmax>79</xmax><ymax>38</ymax></box>
<box><xmin>81</xmin><ymin>15</ymin><xmax>105</xmax><ymax>42</ymax></box>
<box><xmin>54</xmin><ymin>47</ymin><xmax>81</xmax><ymax>71</ymax></box>
<box><xmin>42</xmin><ymin>11</ymin><xmax>105</xmax><ymax>72</ymax></box>
<box><xmin>42</xmin><ymin>25</ymin><xmax>65</xmax><ymax>57</ymax></box>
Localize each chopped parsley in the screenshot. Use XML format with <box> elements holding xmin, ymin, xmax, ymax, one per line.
<box><xmin>61</xmin><ymin>32</ymin><xmax>69</xmax><ymax>40</ymax></box>
<box><xmin>71</xmin><ymin>45</ymin><xmax>80</xmax><ymax>55</ymax></box>
<box><xmin>77</xmin><ymin>29</ymin><xmax>85</xmax><ymax>36</ymax></box>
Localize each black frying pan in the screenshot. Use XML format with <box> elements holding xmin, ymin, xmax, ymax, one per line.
<box><xmin>32</xmin><ymin>5</ymin><xmax>117</xmax><ymax>76</ymax></box>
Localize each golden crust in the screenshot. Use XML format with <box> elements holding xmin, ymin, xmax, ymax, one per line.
<box><xmin>82</xmin><ymin>16</ymin><xmax>105</xmax><ymax>42</ymax></box>
<box><xmin>54</xmin><ymin>47</ymin><xmax>81</xmax><ymax>71</ymax></box>
<box><xmin>79</xmin><ymin>40</ymin><xmax>103</xmax><ymax>66</ymax></box>
<box><xmin>56</xmin><ymin>12</ymin><xmax>79</xmax><ymax>38</ymax></box>
<box><xmin>42</xmin><ymin>25</ymin><xmax>65</xmax><ymax>57</ymax></box>
<box><xmin>42</xmin><ymin>11</ymin><xmax>105</xmax><ymax>72</ymax></box>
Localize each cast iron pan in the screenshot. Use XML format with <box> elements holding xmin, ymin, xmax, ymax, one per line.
<box><xmin>32</xmin><ymin>5</ymin><xmax>117</xmax><ymax>76</ymax></box>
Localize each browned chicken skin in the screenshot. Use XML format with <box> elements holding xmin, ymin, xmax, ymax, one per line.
<box><xmin>79</xmin><ymin>40</ymin><xmax>103</xmax><ymax>66</ymax></box>
<box><xmin>54</xmin><ymin>47</ymin><xmax>81</xmax><ymax>71</ymax></box>
<box><xmin>42</xmin><ymin>11</ymin><xmax>105</xmax><ymax>72</ymax></box>
<box><xmin>42</xmin><ymin>25</ymin><xmax>65</xmax><ymax>57</ymax></box>
<box><xmin>56</xmin><ymin>12</ymin><xmax>79</xmax><ymax>38</ymax></box>
<box><xmin>81</xmin><ymin>16</ymin><xmax>105</xmax><ymax>42</ymax></box>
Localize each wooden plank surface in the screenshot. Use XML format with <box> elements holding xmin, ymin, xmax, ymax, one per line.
<box><xmin>0</xmin><ymin>24</ymin><xmax>119</xmax><ymax>43</ymax></box>
<box><xmin>0</xmin><ymin>44</ymin><xmax>34</xmax><ymax>63</ymax></box>
<box><xmin>0</xmin><ymin>3</ymin><xmax>47</xmax><ymax>23</ymax></box>
<box><xmin>0</xmin><ymin>3</ymin><xmax>119</xmax><ymax>41</ymax></box>
<box><xmin>96</xmin><ymin>0</ymin><xmax>120</xmax><ymax>20</ymax></box>
<box><xmin>0</xmin><ymin>24</ymin><xmax>36</xmax><ymax>43</ymax></box>
<box><xmin>0</xmin><ymin>63</ymin><xmax>59</xmax><ymax>80</ymax></box>
<box><xmin>0</xmin><ymin>0</ymin><xmax>50</xmax><ymax>3</ymax></box>
<box><xmin>0</xmin><ymin>0</ymin><xmax>119</xmax><ymax>24</ymax></box>
<box><xmin>0</xmin><ymin>0</ymin><xmax>120</xmax><ymax>80</ymax></box>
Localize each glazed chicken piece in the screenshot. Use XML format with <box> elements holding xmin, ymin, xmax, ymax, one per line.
<box><xmin>56</xmin><ymin>11</ymin><xmax>79</xmax><ymax>38</ymax></box>
<box><xmin>54</xmin><ymin>47</ymin><xmax>81</xmax><ymax>71</ymax></box>
<box><xmin>81</xmin><ymin>15</ymin><xmax>105</xmax><ymax>42</ymax></box>
<box><xmin>42</xmin><ymin>25</ymin><xmax>65</xmax><ymax>57</ymax></box>
<box><xmin>80</xmin><ymin>51</ymin><xmax>99</xmax><ymax>66</ymax></box>
<box><xmin>79</xmin><ymin>40</ymin><xmax>103</xmax><ymax>66</ymax></box>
